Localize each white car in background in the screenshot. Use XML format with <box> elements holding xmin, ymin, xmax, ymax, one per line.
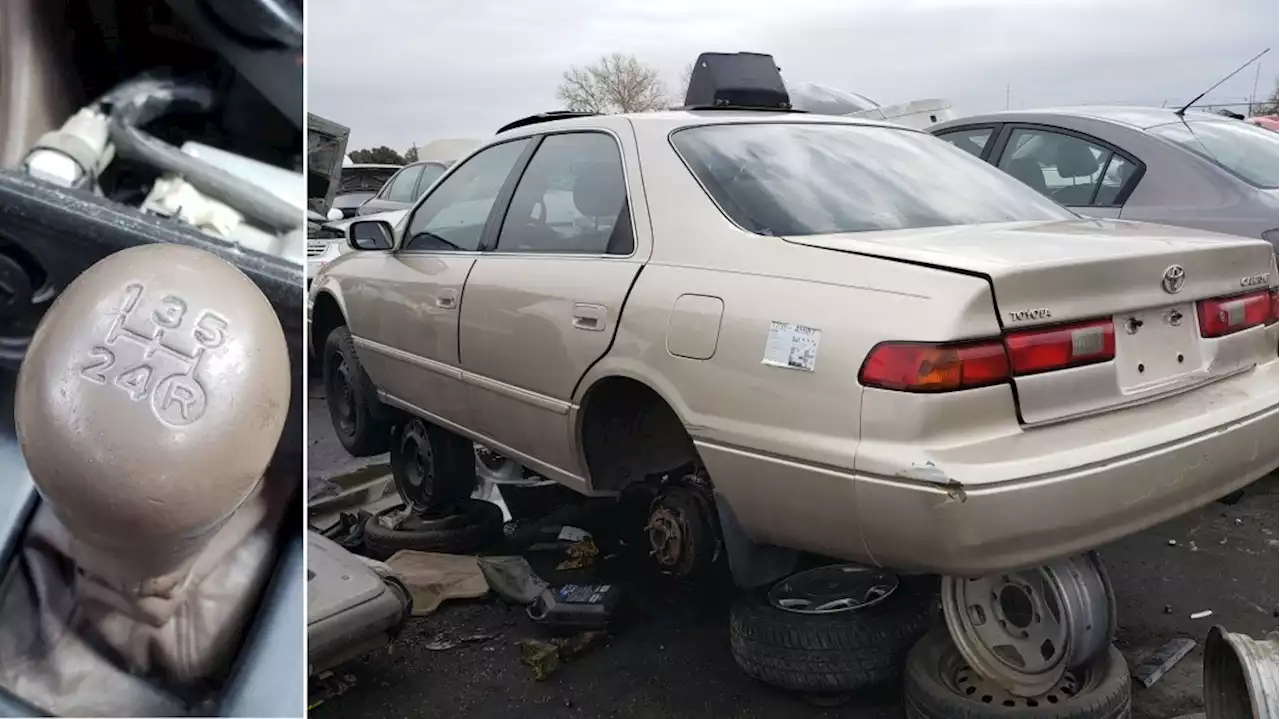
<box><xmin>788</xmin><ymin>82</ymin><xmax>955</xmax><ymax>129</ymax></box>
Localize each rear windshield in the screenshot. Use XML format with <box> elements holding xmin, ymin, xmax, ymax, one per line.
<box><xmin>1149</xmin><ymin>120</ymin><xmax>1278</xmax><ymax>189</ymax></box>
<box><xmin>670</xmin><ymin>123</ymin><xmax>1073</xmax><ymax>237</ymax></box>
<box><xmin>338</xmin><ymin>167</ymin><xmax>399</xmax><ymax>193</ymax></box>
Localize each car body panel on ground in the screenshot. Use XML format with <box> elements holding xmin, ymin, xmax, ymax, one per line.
<box><xmin>308</xmin><ymin>531</ymin><xmax>410</xmax><ymax>675</ymax></box>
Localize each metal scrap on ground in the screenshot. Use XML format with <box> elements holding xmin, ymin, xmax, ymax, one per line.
<box><xmin>1131</xmin><ymin>637</ymin><xmax>1197</xmax><ymax>688</ymax></box>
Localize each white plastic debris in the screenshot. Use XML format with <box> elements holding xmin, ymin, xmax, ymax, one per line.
<box><xmin>558</xmin><ymin>526</ymin><xmax>591</xmax><ymax>542</ymax></box>
<box><xmin>1191</xmin><ymin>610</ymin><xmax>1214</xmax><ymax>620</ymax></box>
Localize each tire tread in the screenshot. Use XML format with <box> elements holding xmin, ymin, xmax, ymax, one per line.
<box><xmin>363</xmin><ymin>500</ymin><xmax>503</xmax><ymax>556</ymax></box>
<box><xmin>323</xmin><ymin>326</ymin><xmax>390</xmax><ymax>457</ymax></box>
<box><xmin>729</xmin><ymin>575</ymin><xmax>939</xmax><ymax>694</ymax></box>
<box><xmin>902</xmin><ymin>629</ymin><xmax>1131</xmax><ymax>719</ymax></box>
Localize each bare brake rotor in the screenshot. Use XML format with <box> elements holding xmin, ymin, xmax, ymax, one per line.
<box><xmin>941</xmin><ymin>551</ymin><xmax>1115</xmax><ymax>697</ymax></box>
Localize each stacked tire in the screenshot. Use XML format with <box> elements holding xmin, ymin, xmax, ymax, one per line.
<box><xmin>729</xmin><ymin>575</ymin><xmax>939</xmax><ymax>702</ymax></box>
<box><xmin>363</xmin><ymin>499</ymin><xmax>503</xmax><ymax>558</ymax></box>
<box><xmin>902</xmin><ymin>630</ymin><xmax>1131</xmax><ymax>719</ymax></box>
<box><xmin>729</xmin><ymin>573</ymin><xmax>1132</xmax><ymax>718</ymax></box>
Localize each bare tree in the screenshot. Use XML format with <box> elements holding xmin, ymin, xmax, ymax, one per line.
<box><xmin>676</xmin><ymin>62</ymin><xmax>694</xmax><ymax>103</ymax></box>
<box><xmin>1254</xmin><ymin>78</ymin><xmax>1274</xmax><ymax>114</ymax></box>
<box><xmin>556</xmin><ymin>53</ymin><xmax>670</xmax><ymax>114</ymax></box>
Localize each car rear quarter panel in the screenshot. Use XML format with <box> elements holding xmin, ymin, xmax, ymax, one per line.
<box><xmin>576</xmin><ymin>120</ymin><xmax>1004</xmax><ymax>550</ymax></box>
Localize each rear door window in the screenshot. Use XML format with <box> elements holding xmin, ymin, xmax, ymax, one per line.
<box><xmin>495</xmin><ymin>132</ymin><xmax>632</xmax><ymax>255</ymax></box>
<box><xmin>995</xmin><ymin>128</ymin><xmax>1138</xmax><ymax>207</ymax></box>
<box><xmin>385</xmin><ymin>165</ymin><xmax>424</xmax><ymax>203</ymax></box>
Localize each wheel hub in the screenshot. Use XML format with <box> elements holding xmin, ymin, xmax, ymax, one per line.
<box><xmin>327</xmin><ymin>352</ymin><xmax>355</xmax><ymax>434</ymax></box>
<box><xmin>646</xmin><ymin>507</ymin><xmax>685</xmax><ymax>567</ymax></box>
<box><xmin>768</xmin><ymin>564</ymin><xmax>898</xmax><ymax>614</ymax></box>
<box><xmin>941</xmin><ymin>551</ymin><xmax>1115</xmax><ymax>697</ymax></box>
<box><xmin>393</xmin><ymin>420</ymin><xmax>437</xmax><ymax>513</ymax></box>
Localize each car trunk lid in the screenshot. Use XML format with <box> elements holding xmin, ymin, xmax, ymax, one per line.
<box><xmin>786</xmin><ymin>218</ymin><xmax>1277</xmax><ymax>423</ymax></box>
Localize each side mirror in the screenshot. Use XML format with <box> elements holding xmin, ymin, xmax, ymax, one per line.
<box><xmin>348</xmin><ymin>220</ymin><xmax>395</xmax><ymax>251</ymax></box>
<box><xmin>326</xmin><ymin>207</ymin><xmax>343</xmax><ymax>221</ymax></box>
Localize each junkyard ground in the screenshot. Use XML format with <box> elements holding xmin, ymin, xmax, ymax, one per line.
<box><xmin>308</xmin><ymin>387</ymin><xmax>1279</xmax><ymax>719</ymax></box>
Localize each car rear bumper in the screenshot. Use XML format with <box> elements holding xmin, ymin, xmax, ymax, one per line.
<box><xmin>699</xmin><ymin>356</ymin><xmax>1278</xmax><ymax>576</ymax></box>
<box><xmin>857</xmin><ymin>382</ymin><xmax>1276</xmax><ymax>575</ymax></box>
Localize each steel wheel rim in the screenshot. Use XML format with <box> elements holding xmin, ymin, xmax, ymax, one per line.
<box><xmin>1054</xmin><ymin>552</ymin><xmax>1115</xmax><ymax>670</ymax></box>
<box><xmin>941</xmin><ymin>650</ymin><xmax>1095</xmax><ymax>709</ymax></box>
<box><xmin>941</xmin><ymin>551</ymin><xmax>1114</xmax><ymax>697</ymax></box>
<box><xmin>326</xmin><ymin>350</ymin><xmax>356</xmax><ymax>436</ymax></box>
<box><xmin>395</xmin><ymin>420</ymin><xmax>435</xmax><ymax>512</ymax></box>
<box><xmin>768</xmin><ymin>565</ymin><xmax>899</xmax><ymax>614</ymax></box>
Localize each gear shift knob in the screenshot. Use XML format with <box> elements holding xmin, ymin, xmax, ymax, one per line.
<box><xmin>15</xmin><ymin>243</ymin><xmax>291</xmax><ymax>585</ymax></box>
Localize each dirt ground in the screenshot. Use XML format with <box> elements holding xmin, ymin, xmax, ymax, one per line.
<box><xmin>308</xmin><ymin>392</ymin><xmax>1278</xmax><ymax>719</ymax></box>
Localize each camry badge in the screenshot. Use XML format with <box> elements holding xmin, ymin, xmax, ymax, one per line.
<box><xmin>1161</xmin><ymin>265</ymin><xmax>1186</xmax><ymax>294</ymax></box>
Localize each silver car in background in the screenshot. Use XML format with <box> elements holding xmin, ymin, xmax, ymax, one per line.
<box><xmin>930</xmin><ymin>107</ymin><xmax>1279</xmax><ymax>248</ymax></box>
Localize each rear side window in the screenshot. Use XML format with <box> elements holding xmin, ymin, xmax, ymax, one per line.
<box><xmin>1149</xmin><ymin>120</ymin><xmax>1279</xmax><ymax>189</ymax></box>
<box><xmin>671</xmin><ymin>123</ymin><xmax>1072</xmax><ymax>237</ymax></box>
<box><xmin>496</xmin><ymin>132</ymin><xmax>632</xmax><ymax>255</ymax></box>
<box><xmin>936</xmin><ymin>127</ymin><xmax>994</xmax><ymax>158</ymax></box>
<box><xmin>1095</xmin><ymin>154</ymin><xmax>1138</xmax><ymax>206</ymax></box>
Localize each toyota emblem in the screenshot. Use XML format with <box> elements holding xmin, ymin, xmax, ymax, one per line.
<box><xmin>1162</xmin><ymin>265</ymin><xmax>1186</xmax><ymax>294</ymax></box>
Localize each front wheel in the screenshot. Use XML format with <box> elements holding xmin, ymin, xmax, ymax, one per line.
<box><xmin>323</xmin><ymin>326</ymin><xmax>390</xmax><ymax>457</ymax></box>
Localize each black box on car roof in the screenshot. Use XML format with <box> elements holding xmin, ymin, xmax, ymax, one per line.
<box><xmin>683</xmin><ymin>52</ymin><xmax>791</xmax><ymax>110</ymax></box>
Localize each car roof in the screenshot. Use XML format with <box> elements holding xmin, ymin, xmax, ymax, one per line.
<box><xmin>346</xmin><ymin>163</ymin><xmax>402</xmax><ymax>170</ymax></box>
<box><xmin>934</xmin><ymin>105</ymin><xmax>1239</xmax><ymax>131</ymax></box>
<box><xmin>494</xmin><ymin>109</ymin><xmax>921</xmax><ymax>138</ymax></box>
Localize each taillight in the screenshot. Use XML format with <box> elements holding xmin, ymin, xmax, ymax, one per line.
<box><xmin>1269</xmin><ymin>289</ymin><xmax>1279</xmax><ymax>326</ymax></box>
<box><xmin>1004</xmin><ymin>319</ymin><xmax>1115</xmax><ymax>375</ymax></box>
<box><xmin>859</xmin><ymin>340</ymin><xmax>1009</xmax><ymax>392</ymax></box>
<box><xmin>1196</xmin><ymin>291</ymin><xmax>1272</xmax><ymax>337</ymax></box>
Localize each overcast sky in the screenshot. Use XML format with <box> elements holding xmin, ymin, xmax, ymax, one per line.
<box><xmin>307</xmin><ymin>0</ymin><xmax>1279</xmax><ymax>151</ymax></box>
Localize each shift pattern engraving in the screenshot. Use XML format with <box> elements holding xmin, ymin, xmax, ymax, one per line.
<box><xmin>77</xmin><ymin>282</ymin><xmax>230</xmax><ymax>426</ymax></box>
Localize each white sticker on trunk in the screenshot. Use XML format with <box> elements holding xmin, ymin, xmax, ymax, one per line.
<box><xmin>762</xmin><ymin>321</ymin><xmax>821</xmax><ymax>372</ymax></box>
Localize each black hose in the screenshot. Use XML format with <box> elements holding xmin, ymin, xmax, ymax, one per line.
<box><xmin>99</xmin><ymin>76</ymin><xmax>301</xmax><ymax>232</ymax></box>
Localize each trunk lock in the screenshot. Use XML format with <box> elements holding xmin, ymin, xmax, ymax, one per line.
<box><xmin>1167</xmin><ymin>309</ymin><xmax>1184</xmax><ymax>326</ymax></box>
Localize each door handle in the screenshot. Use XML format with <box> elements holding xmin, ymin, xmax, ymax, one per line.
<box><xmin>435</xmin><ymin>289</ymin><xmax>458</xmax><ymax>309</ymax></box>
<box><xmin>571</xmin><ymin>303</ymin><xmax>606</xmax><ymax>332</ymax></box>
